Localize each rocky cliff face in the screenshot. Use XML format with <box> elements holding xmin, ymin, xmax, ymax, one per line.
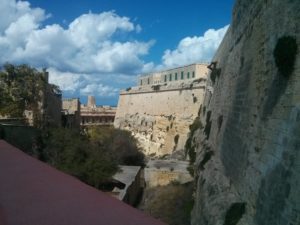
<box><xmin>191</xmin><ymin>0</ymin><xmax>300</xmax><ymax>224</ymax></box>
<box><xmin>114</xmin><ymin>80</ymin><xmax>207</xmax><ymax>158</ymax></box>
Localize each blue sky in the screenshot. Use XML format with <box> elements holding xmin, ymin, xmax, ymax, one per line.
<box><xmin>0</xmin><ymin>0</ymin><xmax>234</xmax><ymax>105</ymax></box>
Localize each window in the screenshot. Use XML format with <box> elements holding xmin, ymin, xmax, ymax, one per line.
<box><xmin>164</xmin><ymin>75</ymin><xmax>167</xmax><ymax>82</ymax></box>
<box><xmin>175</xmin><ymin>73</ymin><xmax>178</xmax><ymax>80</ymax></box>
<box><xmin>169</xmin><ymin>74</ymin><xmax>172</xmax><ymax>81</ymax></box>
<box><xmin>181</xmin><ymin>71</ymin><xmax>184</xmax><ymax>80</ymax></box>
<box><xmin>140</xmin><ymin>80</ymin><xmax>142</xmax><ymax>86</ymax></box>
<box><xmin>192</xmin><ymin>71</ymin><xmax>195</xmax><ymax>78</ymax></box>
<box><xmin>147</xmin><ymin>78</ymin><xmax>150</xmax><ymax>84</ymax></box>
<box><xmin>187</xmin><ymin>72</ymin><xmax>190</xmax><ymax>79</ymax></box>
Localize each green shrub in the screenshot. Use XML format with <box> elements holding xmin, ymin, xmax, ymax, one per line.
<box><xmin>140</xmin><ymin>182</ymin><xmax>194</xmax><ymax>225</ymax></box>
<box><xmin>34</xmin><ymin>126</ymin><xmax>144</xmax><ymax>190</ymax></box>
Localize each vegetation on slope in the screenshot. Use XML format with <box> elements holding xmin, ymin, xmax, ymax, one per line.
<box><xmin>0</xmin><ymin>63</ymin><xmax>60</xmax><ymax>126</ymax></box>
<box><xmin>139</xmin><ymin>182</ymin><xmax>194</xmax><ymax>225</ymax></box>
<box><xmin>0</xmin><ymin>63</ymin><xmax>144</xmax><ymax>191</ymax></box>
<box><xmin>28</xmin><ymin>127</ymin><xmax>145</xmax><ymax>190</ymax></box>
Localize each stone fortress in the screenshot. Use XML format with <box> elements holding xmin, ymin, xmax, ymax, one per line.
<box><xmin>189</xmin><ymin>0</ymin><xmax>300</xmax><ymax>225</ymax></box>
<box><xmin>114</xmin><ymin>63</ymin><xmax>209</xmax><ymax>157</ymax></box>
<box><xmin>138</xmin><ymin>63</ymin><xmax>209</xmax><ymax>86</ymax></box>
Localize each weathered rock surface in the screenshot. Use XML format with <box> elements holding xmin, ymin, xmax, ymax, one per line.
<box><xmin>145</xmin><ymin>160</ymin><xmax>193</xmax><ymax>187</ymax></box>
<box><xmin>114</xmin><ymin>80</ymin><xmax>206</xmax><ymax>157</ymax></box>
<box><xmin>191</xmin><ymin>0</ymin><xmax>300</xmax><ymax>225</ymax></box>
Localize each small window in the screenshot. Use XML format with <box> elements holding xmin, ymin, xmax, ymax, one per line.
<box><xmin>169</xmin><ymin>74</ymin><xmax>172</xmax><ymax>81</ymax></box>
<box><xmin>192</xmin><ymin>71</ymin><xmax>195</xmax><ymax>78</ymax></box>
<box><xmin>181</xmin><ymin>71</ymin><xmax>184</xmax><ymax>80</ymax></box>
<box><xmin>147</xmin><ymin>78</ymin><xmax>150</xmax><ymax>84</ymax></box>
<box><xmin>187</xmin><ymin>72</ymin><xmax>190</xmax><ymax>79</ymax></box>
<box><xmin>164</xmin><ymin>75</ymin><xmax>167</xmax><ymax>82</ymax></box>
<box><xmin>140</xmin><ymin>80</ymin><xmax>142</xmax><ymax>86</ymax></box>
<box><xmin>175</xmin><ymin>73</ymin><xmax>178</xmax><ymax>80</ymax></box>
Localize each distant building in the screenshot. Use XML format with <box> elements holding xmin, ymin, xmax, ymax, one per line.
<box><xmin>80</xmin><ymin>96</ymin><xmax>116</xmax><ymax>126</ymax></box>
<box><xmin>138</xmin><ymin>63</ymin><xmax>209</xmax><ymax>86</ymax></box>
<box><xmin>62</xmin><ymin>98</ymin><xmax>81</xmax><ymax>128</ymax></box>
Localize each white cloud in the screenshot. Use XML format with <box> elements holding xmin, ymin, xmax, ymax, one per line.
<box><xmin>68</xmin><ymin>11</ymin><xmax>135</xmax><ymax>48</ymax></box>
<box><xmin>161</xmin><ymin>25</ymin><xmax>229</xmax><ymax>68</ymax></box>
<box><xmin>0</xmin><ymin>0</ymin><xmax>47</xmax><ymax>33</ymax></box>
<box><xmin>0</xmin><ymin>0</ymin><xmax>229</xmax><ymax>103</ymax></box>
<box><xmin>48</xmin><ymin>67</ymin><xmax>83</xmax><ymax>93</ymax></box>
<box><xmin>48</xmin><ymin>67</ymin><xmax>133</xmax><ymax>98</ymax></box>
<box><xmin>80</xmin><ymin>84</ymin><xmax>118</xmax><ymax>97</ymax></box>
<box><xmin>0</xmin><ymin>0</ymin><xmax>151</xmax><ymax>75</ymax></box>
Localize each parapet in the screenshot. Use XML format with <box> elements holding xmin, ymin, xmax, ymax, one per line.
<box><xmin>137</xmin><ymin>63</ymin><xmax>209</xmax><ymax>87</ymax></box>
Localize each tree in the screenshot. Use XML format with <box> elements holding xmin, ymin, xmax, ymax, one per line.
<box><xmin>0</xmin><ymin>63</ymin><xmax>59</xmax><ymax>124</ymax></box>
<box><xmin>40</xmin><ymin>128</ymin><xmax>119</xmax><ymax>189</ymax></box>
<box><xmin>87</xmin><ymin>126</ymin><xmax>145</xmax><ymax>167</ymax></box>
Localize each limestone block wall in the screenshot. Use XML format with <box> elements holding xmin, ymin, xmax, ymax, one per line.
<box><xmin>191</xmin><ymin>0</ymin><xmax>300</xmax><ymax>225</ymax></box>
<box><xmin>144</xmin><ymin>160</ymin><xmax>193</xmax><ymax>187</ymax></box>
<box><xmin>114</xmin><ymin>80</ymin><xmax>206</xmax><ymax>157</ymax></box>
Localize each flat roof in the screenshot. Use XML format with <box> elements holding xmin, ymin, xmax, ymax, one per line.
<box><xmin>0</xmin><ymin>140</ymin><xmax>165</xmax><ymax>225</ymax></box>
<box><xmin>139</xmin><ymin>62</ymin><xmax>209</xmax><ymax>77</ymax></box>
<box><xmin>112</xmin><ymin>166</ymin><xmax>141</xmax><ymax>200</ymax></box>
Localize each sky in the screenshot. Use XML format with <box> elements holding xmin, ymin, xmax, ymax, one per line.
<box><xmin>0</xmin><ymin>0</ymin><xmax>234</xmax><ymax>105</ymax></box>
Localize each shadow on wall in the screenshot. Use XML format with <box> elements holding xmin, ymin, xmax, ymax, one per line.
<box><xmin>262</xmin><ymin>36</ymin><xmax>298</xmax><ymax>120</ymax></box>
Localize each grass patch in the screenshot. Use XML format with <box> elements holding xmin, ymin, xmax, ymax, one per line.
<box><xmin>140</xmin><ymin>182</ymin><xmax>194</xmax><ymax>225</ymax></box>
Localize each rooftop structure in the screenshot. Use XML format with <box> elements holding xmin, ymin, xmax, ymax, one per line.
<box><xmin>111</xmin><ymin>166</ymin><xmax>143</xmax><ymax>206</ymax></box>
<box><xmin>62</xmin><ymin>98</ymin><xmax>81</xmax><ymax>128</ymax></box>
<box><xmin>81</xmin><ymin>96</ymin><xmax>116</xmax><ymax>126</ymax></box>
<box><xmin>138</xmin><ymin>63</ymin><xmax>209</xmax><ymax>87</ymax></box>
<box><xmin>0</xmin><ymin>140</ymin><xmax>165</xmax><ymax>225</ymax></box>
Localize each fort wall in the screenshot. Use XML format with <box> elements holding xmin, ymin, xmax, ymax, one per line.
<box><xmin>114</xmin><ymin>64</ymin><xmax>208</xmax><ymax>157</ymax></box>
<box><xmin>191</xmin><ymin>0</ymin><xmax>300</xmax><ymax>224</ymax></box>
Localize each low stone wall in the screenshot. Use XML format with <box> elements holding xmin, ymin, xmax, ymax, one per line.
<box><xmin>144</xmin><ymin>160</ymin><xmax>193</xmax><ymax>187</ymax></box>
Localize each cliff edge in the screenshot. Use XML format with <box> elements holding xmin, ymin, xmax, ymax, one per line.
<box><xmin>191</xmin><ymin>0</ymin><xmax>300</xmax><ymax>224</ymax></box>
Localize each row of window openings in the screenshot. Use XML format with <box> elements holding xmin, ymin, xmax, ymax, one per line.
<box><xmin>164</xmin><ymin>71</ymin><xmax>195</xmax><ymax>82</ymax></box>
<box><xmin>141</xmin><ymin>71</ymin><xmax>195</xmax><ymax>85</ymax></box>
